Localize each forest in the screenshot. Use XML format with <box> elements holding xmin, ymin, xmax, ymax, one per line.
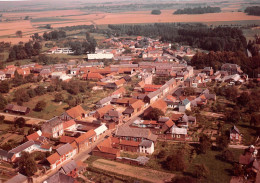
<box><xmin>108</xmin><ymin>23</ymin><xmax>247</xmax><ymax>52</ymax></box>
<box><xmin>191</xmin><ymin>51</ymin><xmax>259</xmax><ymax>78</ymax></box>
<box><xmin>244</xmin><ymin>6</ymin><xmax>260</xmax><ymax>16</ymax></box>
<box><xmin>173</xmin><ymin>6</ymin><xmax>221</xmax><ymax>14</ymax></box>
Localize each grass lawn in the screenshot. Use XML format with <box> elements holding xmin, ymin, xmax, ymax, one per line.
<box><xmin>186</xmin><ymin>148</ymin><xmax>243</xmax><ymax>183</ymax></box>
<box><xmin>23</xmin><ymin>93</ymin><xmax>69</xmax><ymax>120</ymax></box>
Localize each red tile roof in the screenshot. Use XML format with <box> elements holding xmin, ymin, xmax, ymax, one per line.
<box><xmin>151</xmin><ymin>99</ymin><xmax>167</xmax><ymax>113</ymax></box>
<box><xmin>63</xmin><ymin>120</ymin><xmax>76</xmax><ymax>129</ymax></box>
<box><xmin>75</xmin><ymin>129</ymin><xmax>96</xmax><ymax>144</ymax></box>
<box><xmin>165</xmin><ymin>120</ymin><xmax>174</xmax><ymax>128</ymax></box>
<box><xmin>119</xmin><ymin>140</ymin><xmax>140</xmax><ymax>147</ymax></box>
<box><xmin>66</xmin><ymin>105</ymin><xmax>86</xmax><ymax>119</ymax></box>
<box><xmin>112</xmin><ymin>87</ymin><xmax>126</xmax><ymax>96</ymax></box>
<box><xmin>115</xmin><ymin>78</ymin><xmax>126</xmax><ymax>86</ymax></box>
<box><xmin>143</xmin><ymin>120</ymin><xmax>158</xmax><ymax>125</ymax></box>
<box><xmin>60</xmin><ymin>136</ymin><xmax>75</xmax><ymax>144</ymax></box>
<box><xmin>131</xmin><ymin>100</ymin><xmax>145</xmax><ymax>109</ymax></box>
<box><xmin>96</xmin><ymin>105</ymin><xmax>114</xmax><ymax>118</ymax></box>
<box><xmin>47</xmin><ymin>152</ymin><xmax>60</xmax><ymax>165</ymax></box>
<box><xmin>87</xmin><ymin>72</ymin><xmax>104</xmax><ymax>80</ymax></box>
<box><xmin>26</xmin><ymin>132</ymin><xmax>40</xmax><ymax>141</ymax></box>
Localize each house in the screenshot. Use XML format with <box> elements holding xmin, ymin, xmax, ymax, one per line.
<box><xmin>111</xmin><ymin>87</ymin><xmax>126</xmax><ymax>98</ymax></box>
<box><xmin>59</xmin><ymin>160</ymin><xmax>79</xmax><ymax>178</ymax></box>
<box><xmin>47</xmin><ymin>143</ymin><xmax>76</xmax><ymax>170</ymax></box>
<box><xmin>47</xmin><ymin>47</ymin><xmax>74</xmax><ymax>54</ymax></box>
<box><xmin>5</xmin><ymin>173</ymin><xmax>28</xmax><ymax>183</ymax></box>
<box><xmin>114</xmin><ymin>126</ymin><xmax>157</xmax><ymax>154</ymax></box>
<box><xmin>41</xmin><ymin>117</ymin><xmax>64</xmax><ymax>138</ymax></box>
<box><xmin>87</xmin><ymin>53</ymin><xmax>114</xmax><ymax>60</ymax></box>
<box><xmin>92</xmin><ymin>137</ymin><xmax>120</xmax><ymax>160</ymax></box>
<box><xmin>179</xmin><ymin>99</ymin><xmax>191</xmax><ymax>112</ymax></box>
<box><xmin>104</xmin><ymin>109</ymin><xmax>123</xmax><ymax>124</ymax></box>
<box><xmin>43</xmin><ymin>171</ymin><xmax>76</xmax><ymax>183</ymax></box>
<box><xmin>0</xmin><ymin>149</ymin><xmax>15</xmax><ymax>162</ymax></box>
<box><xmin>230</xmin><ymin>125</ymin><xmax>242</xmax><ymax>144</ymax></box>
<box><xmin>139</xmin><ymin>140</ymin><xmax>154</xmax><ymax>154</ymax></box>
<box><xmin>169</xmin><ymin>125</ymin><xmax>188</xmax><ymax>141</ymax></box>
<box><xmin>123</xmin><ymin>100</ymin><xmax>145</xmax><ymax>117</ymax></box>
<box><xmin>74</xmin><ymin>129</ymin><xmax>96</xmax><ymax>152</ymax></box>
<box><xmin>221</xmin><ymin>63</ymin><xmax>243</xmax><ymax>75</ymax></box>
<box><xmin>84</xmin><ymin>72</ymin><xmax>104</xmax><ymax>81</ymax></box>
<box><xmin>9</xmin><ymin>140</ymin><xmax>51</xmax><ymax>159</ymax></box>
<box><xmin>94</xmin><ymin>105</ymin><xmax>114</xmax><ymax>119</ymax></box>
<box><xmin>94</xmin><ymin>124</ymin><xmax>108</xmax><ymax>139</ymax></box>
<box><xmin>60</xmin><ymin>105</ymin><xmax>86</xmax><ymax>121</ymax></box>
<box><xmin>144</xmin><ymin>99</ymin><xmax>167</xmax><ymax>117</ymax></box>
<box><xmin>63</xmin><ymin>120</ymin><xmax>77</xmax><ymax>131</ymax></box>
<box><xmin>4</xmin><ymin>104</ymin><xmax>30</xmax><ymax>115</ymax></box>
<box><xmin>143</xmin><ymin>84</ymin><xmax>162</xmax><ymax>93</ymax></box>
<box><xmin>202</xmin><ymin>67</ymin><xmax>214</xmax><ymax>76</ymax></box>
<box><xmin>96</xmin><ymin>96</ymin><xmax>114</xmax><ymax>108</ymax></box>
<box><xmin>0</xmin><ymin>71</ymin><xmax>6</xmax><ymax>80</ymax></box>
<box><xmin>26</xmin><ymin>130</ymin><xmax>42</xmax><ymax>141</ymax></box>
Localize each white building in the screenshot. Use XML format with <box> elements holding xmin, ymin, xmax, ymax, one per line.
<box><xmin>0</xmin><ymin>71</ymin><xmax>5</xmax><ymax>80</ymax></box>
<box><xmin>94</xmin><ymin>124</ymin><xmax>108</xmax><ymax>139</ymax></box>
<box><xmin>87</xmin><ymin>53</ymin><xmax>114</xmax><ymax>60</ymax></box>
<box><xmin>139</xmin><ymin>140</ymin><xmax>154</xmax><ymax>154</ymax></box>
<box><xmin>47</xmin><ymin>47</ymin><xmax>74</xmax><ymax>54</ymax></box>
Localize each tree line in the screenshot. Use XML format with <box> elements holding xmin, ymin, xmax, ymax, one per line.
<box><xmin>244</xmin><ymin>6</ymin><xmax>260</xmax><ymax>16</ymax></box>
<box><xmin>108</xmin><ymin>23</ymin><xmax>247</xmax><ymax>52</ymax></box>
<box><xmin>173</xmin><ymin>6</ymin><xmax>221</xmax><ymax>14</ymax></box>
<box><xmin>7</xmin><ymin>41</ymin><xmax>42</xmax><ymax>61</ymax></box>
<box><xmin>43</xmin><ymin>30</ymin><xmax>66</xmax><ymax>40</ymax></box>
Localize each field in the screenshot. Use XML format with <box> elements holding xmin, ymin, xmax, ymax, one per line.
<box><xmin>1</xmin><ymin>8</ymin><xmax>260</xmax><ymax>43</ymax></box>
<box><xmin>92</xmin><ymin>158</ymin><xmax>175</xmax><ymax>183</ymax></box>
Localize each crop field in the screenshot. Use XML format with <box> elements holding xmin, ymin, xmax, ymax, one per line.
<box><xmin>92</xmin><ymin>159</ymin><xmax>175</xmax><ymax>183</ymax></box>
<box><xmin>0</xmin><ymin>7</ymin><xmax>260</xmax><ymax>44</ymax></box>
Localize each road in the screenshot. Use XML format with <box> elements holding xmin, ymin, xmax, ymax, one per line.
<box><xmin>0</xmin><ymin>112</ymin><xmax>46</xmax><ymax>124</ymax></box>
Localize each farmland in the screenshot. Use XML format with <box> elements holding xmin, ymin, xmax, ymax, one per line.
<box><xmin>0</xmin><ymin>9</ymin><xmax>260</xmax><ymax>43</ymax></box>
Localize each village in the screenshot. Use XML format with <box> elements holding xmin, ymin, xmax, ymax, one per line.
<box><xmin>0</xmin><ymin>35</ymin><xmax>259</xmax><ymax>183</ymax></box>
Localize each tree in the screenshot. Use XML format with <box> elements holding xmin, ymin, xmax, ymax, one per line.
<box><xmin>193</xmin><ymin>164</ymin><xmax>209</xmax><ymax>179</ymax></box>
<box><xmin>15</xmin><ymin>117</ymin><xmax>26</xmax><ymax>128</ymax></box>
<box><xmin>16</xmin><ymin>30</ymin><xmax>23</xmax><ymax>38</ymax></box>
<box><xmin>171</xmin><ymin>176</ymin><xmax>196</xmax><ymax>183</ymax></box>
<box><xmin>54</xmin><ymin>93</ymin><xmax>64</xmax><ymax>102</ymax></box>
<box><xmin>216</xmin><ymin>133</ymin><xmax>229</xmax><ymax>150</ymax></box>
<box><xmin>0</xmin><ymin>94</ymin><xmax>7</xmax><ymax>110</ymax></box>
<box><xmin>34</xmin><ymin>100</ymin><xmax>46</xmax><ymax>111</ymax></box>
<box><xmin>0</xmin><ymin>115</ymin><xmax>5</xmax><ymax>124</ymax></box>
<box><xmin>199</xmin><ymin>134</ymin><xmax>211</xmax><ymax>154</ymax></box>
<box><xmin>164</xmin><ymin>150</ymin><xmax>186</xmax><ymax>171</ymax></box>
<box><xmin>18</xmin><ymin>151</ymin><xmax>37</xmax><ymax>176</ymax></box>
<box><xmin>221</xmin><ymin>149</ymin><xmax>234</xmax><ymax>163</ymax></box>
<box><xmin>236</xmin><ymin>92</ymin><xmax>250</xmax><ymax>106</ymax></box>
<box><xmin>0</xmin><ymin>80</ymin><xmax>9</xmax><ymax>93</ymax></box>
<box><xmin>34</xmin><ymin>85</ymin><xmax>46</xmax><ymax>96</ymax></box>
<box><xmin>225</xmin><ymin>110</ymin><xmax>240</xmax><ymax>124</ymax></box>
<box><xmin>145</xmin><ymin>108</ymin><xmax>164</xmax><ymax>121</ymax></box>
<box><xmin>27</xmin><ymin>128</ymin><xmax>34</xmax><ymax>135</ymax></box>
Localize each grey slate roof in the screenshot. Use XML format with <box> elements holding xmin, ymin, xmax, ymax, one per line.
<box><xmin>9</xmin><ymin>141</ymin><xmax>35</xmax><ymax>154</ymax></box>
<box><xmin>115</xmin><ymin>126</ymin><xmax>157</xmax><ymax>142</ymax></box>
<box><xmin>56</xmin><ymin>143</ymin><xmax>73</xmax><ymax>156</ymax></box>
<box><xmin>5</xmin><ymin>173</ymin><xmax>27</xmax><ymax>183</ymax></box>
<box><xmin>59</xmin><ymin>160</ymin><xmax>77</xmax><ymax>174</ymax></box>
<box><xmin>139</xmin><ymin>140</ymin><xmax>153</xmax><ymax>147</ymax></box>
<box><xmin>43</xmin><ymin>172</ymin><xmax>75</xmax><ymax>183</ymax></box>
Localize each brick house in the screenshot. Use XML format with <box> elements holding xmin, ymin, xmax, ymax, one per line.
<box><xmin>41</xmin><ymin>117</ymin><xmax>64</xmax><ymax>138</ymax></box>
<box><xmin>74</xmin><ymin>129</ymin><xmax>96</xmax><ymax>152</ymax></box>
<box><xmin>230</xmin><ymin>125</ymin><xmax>242</xmax><ymax>144</ymax></box>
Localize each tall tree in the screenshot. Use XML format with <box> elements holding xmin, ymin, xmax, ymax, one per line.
<box><xmin>18</xmin><ymin>151</ymin><xmax>37</xmax><ymax>176</ymax></box>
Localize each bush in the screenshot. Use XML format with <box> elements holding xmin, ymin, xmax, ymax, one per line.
<box><xmin>34</xmin><ymin>100</ymin><xmax>46</xmax><ymax>111</ymax></box>
<box><xmin>151</xmin><ymin>9</ymin><xmax>161</xmax><ymax>15</ymax></box>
